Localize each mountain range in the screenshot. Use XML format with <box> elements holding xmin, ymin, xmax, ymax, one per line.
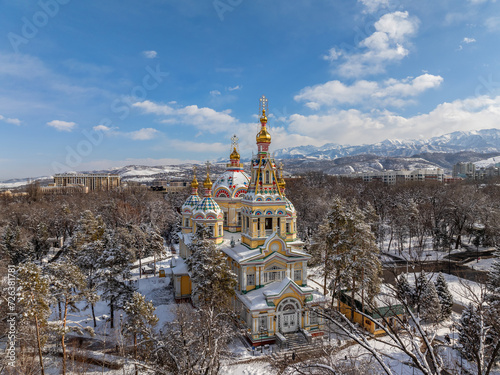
<box><xmin>3</xmin><ymin>129</ymin><xmax>500</xmax><ymax>189</ymax></box>
<box><xmin>273</xmin><ymin>129</ymin><xmax>500</xmax><ymax>160</ymax></box>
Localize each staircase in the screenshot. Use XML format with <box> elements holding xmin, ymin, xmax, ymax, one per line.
<box><xmin>282</xmin><ymin>331</ymin><xmax>309</xmax><ymax>350</ymax></box>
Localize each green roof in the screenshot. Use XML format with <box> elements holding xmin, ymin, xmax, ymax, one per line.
<box><xmin>339</xmin><ymin>291</ymin><xmax>407</xmax><ymax>319</ymax></box>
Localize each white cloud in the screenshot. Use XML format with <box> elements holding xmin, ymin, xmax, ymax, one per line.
<box><xmin>285</xmin><ymin>95</ymin><xmax>500</xmax><ymax>146</ymax></box>
<box><xmin>329</xmin><ymin>11</ymin><xmax>419</xmax><ymax>77</ymax></box>
<box><xmin>92</xmin><ymin>124</ymin><xmax>159</xmax><ymax>140</ymax></box>
<box><xmin>142</xmin><ymin>50</ymin><xmax>158</xmax><ymax>59</ymax></box>
<box><xmin>210</xmin><ymin>90</ymin><xmax>221</xmax><ymax>96</ymax></box>
<box><xmin>134</xmin><ymin>100</ymin><xmax>238</xmax><ymax>133</ymax></box>
<box><xmin>463</xmin><ymin>37</ymin><xmax>476</xmax><ymax>43</ymax></box>
<box><xmin>0</xmin><ymin>115</ymin><xmax>21</xmax><ymax>126</ymax></box>
<box><xmin>294</xmin><ymin>73</ymin><xmax>443</xmax><ymax>108</ymax></box>
<box><xmin>132</xmin><ymin>100</ymin><xmax>174</xmax><ymax>115</ymax></box>
<box><xmin>485</xmin><ymin>17</ymin><xmax>500</xmax><ymax>31</ymax></box>
<box><xmin>127</xmin><ymin>128</ymin><xmax>159</xmax><ymax>140</ymax></box>
<box><xmin>228</xmin><ymin>85</ymin><xmax>241</xmax><ymax>91</ymax></box>
<box><xmin>322</xmin><ymin>48</ymin><xmax>342</xmax><ymax>62</ymax></box>
<box><xmin>47</xmin><ymin>120</ymin><xmax>76</xmax><ymax>132</ymax></box>
<box><xmin>358</xmin><ymin>0</ymin><xmax>390</xmax><ymax>13</ymax></box>
<box><xmin>93</xmin><ymin>125</ymin><xmax>114</xmax><ymax>132</ymax></box>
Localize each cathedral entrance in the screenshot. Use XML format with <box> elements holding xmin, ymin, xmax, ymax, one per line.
<box><xmin>277</xmin><ymin>297</ymin><xmax>301</xmax><ymax>333</ymax></box>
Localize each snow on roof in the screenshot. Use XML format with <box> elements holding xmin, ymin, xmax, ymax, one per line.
<box><xmin>219</xmin><ymin>232</ymin><xmax>310</xmax><ymax>262</ymax></box>
<box><xmin>171</xmin><ymin>256</ymin><xmax>189</xmax><ymax>275</ymax></box>
<box><xmin>238</xmin><ymin>277</ymin><xmax>324</xmax><ymax>311</ymax></box>
<box><xmin>220</xmin><ymin>234</ymin><xmax>261</xmax><ymax>262</ymax></box>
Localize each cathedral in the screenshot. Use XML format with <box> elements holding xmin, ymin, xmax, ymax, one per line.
<box><xmin>172</xmin><ymin>96</ymin><xmax>325</xmax><ymax>346</ymax></box>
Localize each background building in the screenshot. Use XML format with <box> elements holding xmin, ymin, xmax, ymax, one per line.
<box><xmin>52</xmin><ymin>173</ymin><xmax>120</xmax><ymax>191</ymax></box>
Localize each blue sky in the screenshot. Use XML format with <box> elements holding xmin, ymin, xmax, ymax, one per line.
<box><xmin>1</xmin><ymin>0</ymin><xmax>500</xmax><ymax>180</ymax></box>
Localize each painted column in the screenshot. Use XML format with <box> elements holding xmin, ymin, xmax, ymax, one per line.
<box><xmin>302</xmin><ymin>261</ymin><xmax>307</xmax><ymax>285</ymax></box>
<box><xmin>260</xmin><ymin>217</ymin><xmax>265</xmax><ymax>237</ymax></box>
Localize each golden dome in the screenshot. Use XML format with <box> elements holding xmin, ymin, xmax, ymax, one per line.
<box><xmin>191</xmin><ymin>175</ymin><xmax>199</xmax><ymax>189</ymax></box>
<box><xmin>230</xmin><ymin>146</ymin><xmax>240</xmax><ymax>160</ymax></box>
<box><xmin>203</xmin><ymin>171</ymin><xmax>213</xmax><ymax>191</ymax></box>
<box><xmin>256</xmin><ymin>125</ymin><xmax>272</xmax><ymax>143</ymax></box>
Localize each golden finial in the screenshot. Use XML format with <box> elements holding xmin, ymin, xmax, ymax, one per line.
<box><xmin>203</xmin><ymin>161</ymin><xmax>212</xmax><ymax>190</ymax></box>
<box><xmin>230</xmin><ymin>134</ymin><xmax>240</xmax><ymax>160</ymax></box>
<box><xmin>191</xmin><ymin>166</ymin><xmax>198</xmax><ymax>189</ymax></box>
<box><xmin>278</xmin><ymin>162</ymin><xmax>286</xmax><ymax>191</ymax></box>
<box><xmin>259</xmin><ymin>95</ymin><xmax>268</xmax><ymax>124</ymax></box>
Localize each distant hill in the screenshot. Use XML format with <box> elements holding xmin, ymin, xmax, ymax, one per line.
<box><xmin>274</xmin><ymin>129</ymin><xmax>500</xmax><ymax>160</ymax></box>
<box><xmin>4</xmin><ymin>129</ymin><xmax>500</xmax><ymax>188</ymax></box>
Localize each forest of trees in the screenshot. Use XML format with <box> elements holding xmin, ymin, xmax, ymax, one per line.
<box><xmin>1</xmin><ymin>175</ymin><xmax>500</xmax><ymax>374</ymax></box>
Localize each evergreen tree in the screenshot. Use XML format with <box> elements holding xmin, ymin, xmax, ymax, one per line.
<box><xmin>457</xmin><ymin>303</ymin><xmax>480</xmax><ymax>361</ymax></box>
<box><xmin>395</xmin><ymin>274</ymin><xmax>413</xmax><ymax>306</ymax></box>
<box><xmin>434</xmin><ymin>273</ymin><xmax>453</xmax><ymax>320</ymax></box>
<box><xmin>123</xmin><ymin>292</ymin><xmax>158</xmax><ymax>375</ymax></box>
<box><xmin>186</xmin><ymin>225</ymin><xmax>237</xmax><ymax>309</ymax></box>
<box><xmin>1</xmin><ymin>224</ymin><xmax>34</xmax><ymax>264</ymax></box>
<box><xmin>486</xmin><ymin>250</ymin><xmax>500</xmax><ymax>315</ymax></box>
<box><xmin>312</xmin><ymin>197</ymin><xmax>381</xmax><ymax>313</ymax></box>
<box><xmin>48</xmin><ymin>261</ymin><xmax>93</xmax><ymax>375</ymax></box>
<box><xmin>99</xmin><ymin>228</ymin><xmax>135</xmax><ymax>328</ymax></box>
<box><xmin>17</xmin><ymin>263</ymin><xmax>51</xmax><ymax>375</ymax></box>
<box><xmin>420</xmin><ymin>276</ymin><xmax>441</xmax><ymax>323</ymax></box>
<box><xmin>73</xmin><ymin>211</ymin><xmax>106</xmax><ymax>327</ymax></box>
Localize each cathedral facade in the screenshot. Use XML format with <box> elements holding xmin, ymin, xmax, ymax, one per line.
<box><xmin>172</xmin><ymin>96</ymin><xmax>325</xmax><ymax>346</ymax></box>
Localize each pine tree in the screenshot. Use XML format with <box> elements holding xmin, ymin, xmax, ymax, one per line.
<box><xmin>186</xmin><ymin>225</ymin><xmax>237</xmax><ymax>309</ymax></box>
<box><xmin>17</xmin><ymin>263</ymin><xmax>51</xmax><ymax>375</ymax></box>
<box><xmin>486</xmin><ymin>250</ymin><xmax>500</xmax><ymax>314</ymax></box>
<box><xmin>48</xmin><ymin>261</ymin><xmax>93</xmax><ymax>375</ymax></box>
<box><xmin>99</xmin><ymin>228</ymin><xmax>135</xmax><ymax>328</ymax></box>
<box><xmin>73</xmin><ymin>211</ymin><xmax>106</xmax><ymax>327</ymax></box>
<box><xmin>312</xmin><ymin>197</ymin><xmax>381</xmax><ymax>313</ymax></box>
<box><xmin>123</xmin><ymin>292</ymin><xmax>158</xmax><ymax>375</ymax></box>
<box><xmin>396</xmin><ymin>274</ymin><xmax>413</xmax><ymax>306</ymax></box>
<box><xmin>457</xmin><ymin>303</ymin><xmax>480</xmax><ymax>361</ymax></box>
<box><xmin>419</xmin><ymin>276</ymin><xmax>441</xmax><ymax>323</ymax></box>
<box><xmin>434</xmin><ymin>273</ymin><xmax>453</xmax><ymax>320</ymax></box>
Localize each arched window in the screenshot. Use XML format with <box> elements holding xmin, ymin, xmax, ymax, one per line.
<box><xmin>265</xmin><ymin>170</ymin><xmax>270</xmax><ymax>184</ymax></box>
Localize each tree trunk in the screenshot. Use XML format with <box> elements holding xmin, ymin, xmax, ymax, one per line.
<box><xmin>62</xmin><ymin>299</ymin><xmax>69</xmax><ymax>375</ymax></box>
<box><xmin>91</xmin><ymin>303</ymin><xmax>96</xmax><ymax>328</ymax></box>
<box><xmin>34</xmin><ymin>315</ymin><xmax>45</xmax><ymax>375</ymax></box>
<box><xmin>351</xmin><ymin>277</ymin><xmax>356</xmax><ymax>321</ymax></box>
<box><xmin>134</xmin><ymin>333</ymin><xmax>138</xmax><ymax>375</ymax></box>
<box><xmin>323</xmin><ymin>271</ymin><xmax>328</xmax><ymax>296</ymax></box>
<box><xmin>110</xmin><ymin>302</ymin><xmax>114</xmax><ymax>329</ymax></box>
<box><xmin>58</xmin><ymin>301</ymin><xmax>62</xmax><ymax>320</ymax></box>
<box><xmin>139</xmin><ymin>257</ymin><xmax>142</xmax><ymax>279</ymax></box>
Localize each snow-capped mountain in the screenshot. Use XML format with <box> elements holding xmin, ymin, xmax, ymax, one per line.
<box><xmin>274</xmin><ymin>129</ymin><xmax>500</xmax><ymax>159</ymax></box>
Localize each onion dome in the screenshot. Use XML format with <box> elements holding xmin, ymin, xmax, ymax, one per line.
<box><xmin>203</xmin><ymin>170</ymin><xmax>213</xmax><ymax>192</ymax></box>
<box><xmin>193</xmin><ymin>164</ymin><xmax>223</xmax><ymax>218</ymax></box>
<box><xmin>256</xmin><ymin>108</ymin><xmax>272</xmax><ymax>144</ymax></box>
<box><xmin>181</xmin><ymin>170</ymin><xmax>201</xmax><ymax>212</ymax></box>
<box><xmin>230</xmin><ymin>146</ymin><xmax>240</xmax><ymax>161</ymax></box>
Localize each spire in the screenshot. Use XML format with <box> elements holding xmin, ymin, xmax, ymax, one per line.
<box><xmin>191</xmin><ymin>166</ymin><xmax>199</xmax><ymax>191</ymax></box>
<box><xmin>278</xmin><ymin>162</ymin><xmax>286</xmax><ymax>195</ymax></box>
<box><xmin>229</xmin><ymin>134</ymin><xmax>241</xmax><ymax>166</ymax></box>
<box><xmin>203</xmin><ymin>161</ymin><xmax>213</xmax><ymax>196</ymax></box>
<box><xmin>256</xmin><ymin>95</ymin><xmax>271</xmax><ymax>157</ymax></box>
